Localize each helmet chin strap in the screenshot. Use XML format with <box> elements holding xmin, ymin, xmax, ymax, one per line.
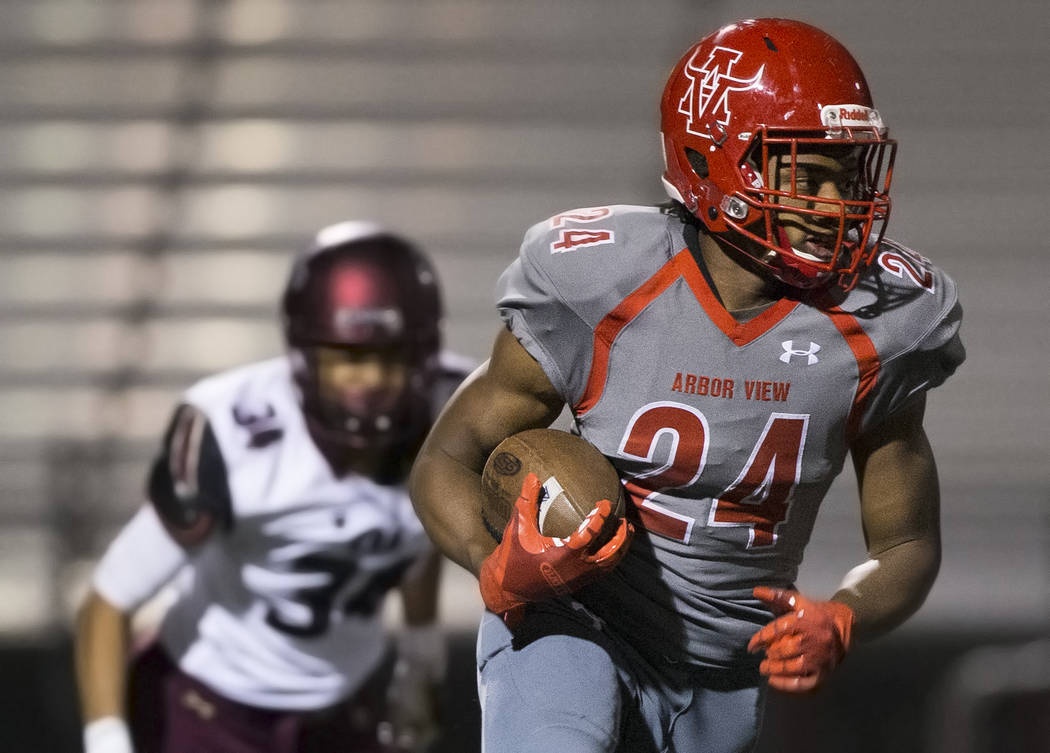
<box><xmin>707</xmin><ymin>214</ymin><xmax>794</xmax><ymax>283</ymax></box>
<box><xmin>714</xmin><ymin>219</ymin><xmax>824</xmax><ymax>290</ymax></box>
<box><xmin>773</xmin><ymin>226</ymin><xmax>827</xmax><ymax>267</ymax></box>
<box><xmin>775</xmin><ymin>226</ymin><xmax>794</xmax><ymax>256</ymax></box>
<box><xmin>305</xmin><ymin>405</ymin><xmax>409</xmax><ymax>464</ymax></box>
<box><xmin>771</xmin><ymin>226</ymin><xmax>832</xmax><ymax>288</ymax></box>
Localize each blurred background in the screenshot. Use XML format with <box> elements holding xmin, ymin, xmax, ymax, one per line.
<box><xmin>0</xmin><ymin>0</ymin><xmax>1046</xmax><ymax>751</ymax></box>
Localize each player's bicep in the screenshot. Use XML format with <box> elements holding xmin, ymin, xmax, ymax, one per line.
<box><xmin>148</xmin><ymin>403</ymin><xmax>233</xmax><ymax>548</ymax></box>
<box><xmin>850</xmin><ymin>394</ymin><xmax>940</xmax><ymax>556</ymax></box>
<box><xmin>424</xmin><ymin>326</ymin><xmax>565</xmax><ymax>473</ymax></box>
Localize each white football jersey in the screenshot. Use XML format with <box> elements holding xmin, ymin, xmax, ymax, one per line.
<box><xmin>148</xmin><ymin>353</ymin><xmax>470</xmax><ymax>710</ymax></box>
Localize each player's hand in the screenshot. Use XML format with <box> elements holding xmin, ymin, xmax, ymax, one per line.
<box><xmin>479</xmin><ymin>473</ymin><xmax>633</xmax><ymax>620</ymax></box>
<box><xmin>377</xmin><ymin>657</ymin><xmax>441</xmax><ymax>752</ymax></box>
<box><xmin>747</xmin><ymin>586</ymin><xmax>855</xmax><ymax>693</ymax></box>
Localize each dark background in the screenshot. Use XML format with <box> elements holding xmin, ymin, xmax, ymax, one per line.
<box><xmin>7</xmin><ymin>627</ymin><xmax>1048</xmax><ymax>753</ymax></box>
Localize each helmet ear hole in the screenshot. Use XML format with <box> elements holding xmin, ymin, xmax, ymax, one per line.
<box><xmin>685</xmin><ymin>147</ymin><xmax>709</xmax><ymax>179</ymax></box>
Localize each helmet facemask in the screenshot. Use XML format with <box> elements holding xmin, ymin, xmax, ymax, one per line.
<box><xmin>716</xmin><ymin>129</ymin><xmax>896</xmax><ymax>290</ymax></box>
<box><xmin>292</xmin><ymin>343</ymin><xmax>429</xmax><ymax>453</ymax></box>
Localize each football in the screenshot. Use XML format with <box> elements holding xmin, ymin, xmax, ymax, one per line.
<box><xmin>480</xmin><ymin>428</ymin><xmax>626</xmax><ymax>543</ymax></box>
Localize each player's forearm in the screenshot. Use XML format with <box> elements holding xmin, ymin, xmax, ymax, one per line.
<box><xmin>409</xmin><ymin>448</ymin><xmax>496</xmax><ymax>577</ymax></box>
<box><xmin>410</xmin><ymin>328</ymin><xmax>565</xmax><ymax>577</ymax></box>
<box><xmin>400</xmin><ymin>549</ymin><xmax>442</xmax><ymax>625</ymax></box>
<box><xmin>831</xmin><ymin>534</ymin><xmax>941</xmax><ymax>642</ymax></box>
<box><xmin>74</xmin><ymin>590</ymin><xmax>132</xmax><ymax>722</ymax></box>
<box><xmin>843</xmin><ymin>395</ymin><xmax>942</xmax><ymax>641</ymax></box>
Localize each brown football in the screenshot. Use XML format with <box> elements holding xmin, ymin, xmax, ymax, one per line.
<box><xmin>480</xmin><ymin>428</ymin><xmax>626</xmax><ymax>543</ymax></box>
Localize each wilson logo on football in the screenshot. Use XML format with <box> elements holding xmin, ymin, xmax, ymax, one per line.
<box><xmin>678</xmin><ymin>46</ymin><xmax>764</xmax><ymax>139</ymax></box>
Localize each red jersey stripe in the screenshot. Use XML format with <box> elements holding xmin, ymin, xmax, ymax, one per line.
<box><xmin>820</xmin><ymin>306</ymin><xmax>881</xmax><ymax>441</ymax></box>
<box><xmin>675</xmin><ymin>251</ymin><xmax>798</xmax><ymax>345</ymax></box>
<box><xmin>575</xmin><ymin>251</ymin><xmax>687</xmax><ymax>416</ymax></box>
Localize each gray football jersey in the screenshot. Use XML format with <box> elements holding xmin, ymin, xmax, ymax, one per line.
<box><xmin>496</xmin><ymin>204</ymin><xmax>964</xmax><ymax>668</ymax></box>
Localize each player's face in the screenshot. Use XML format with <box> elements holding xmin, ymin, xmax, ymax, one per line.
<box><xmin>766</xmin><ymin>146</ymin><xmax>866</xmax><ymax>264</ymax></box>
<box><xmin>315</xmin><ymin>345</ymin><xmax>410</xmax><ymax>416</ymax></box>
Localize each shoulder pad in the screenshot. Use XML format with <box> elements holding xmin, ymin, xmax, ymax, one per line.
<box><xmin>846</xmin><ymin>241</ymin><xmax>957</xmax><ymax>321</ymax></box>
<box><xmin>147</xmin><ymin>403</ymin><xmax>233</xmax><ymax>547</ymax></box>
<box><xmin>497</xmin><ymin>205</ymin><xmax>680</xmax><ymax>404</ymax></box>
<box><xmin>840</xmin><ymin>240</ymin><xmax>965</xmax><ymax>429</ymax></box>
<box><xmin>516</xmin><ymin>204</ymin><xmax>678</xmax><ymax>316</ymax></box>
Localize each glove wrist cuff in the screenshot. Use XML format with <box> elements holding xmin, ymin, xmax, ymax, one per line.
<box><xmin>478</xmin><ymin>553</ymin><xmax>521</xmax><ymax>615</ymax></box>
<box><xmin>829</xmin><ymin>600</ymin><xmax>856</xmax><ymax>655</ymax></box>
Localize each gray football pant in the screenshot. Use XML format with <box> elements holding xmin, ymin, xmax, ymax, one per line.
<box><xmin>476</xmin><ymin>608</ymin><xmax>765</xmax><ymax>753</ymax></box>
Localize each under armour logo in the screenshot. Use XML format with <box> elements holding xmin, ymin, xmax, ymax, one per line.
<box><xmin>679</xmin><ymin>46</ymin><xmax>764</xmax><ymax>139</ymax></box>
<box><xmin>780</xmin><ymin>341</ymin><xmax>821</xmax><ymax>365</ymax></box>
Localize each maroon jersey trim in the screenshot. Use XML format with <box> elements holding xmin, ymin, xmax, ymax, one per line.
<box><xmin>575</xmin><ymin>251</ymin><xmax>686</xmax><ymax>415</ymax></box>
<box><xmin>674</xmin><ymin>250</ymin><xmax>799</xmax><ymax>345</ymax></box>
<box><xmin>819</xmin><ymin>305</ymin><xmax>881</xmax><ymax>441</ymax></box>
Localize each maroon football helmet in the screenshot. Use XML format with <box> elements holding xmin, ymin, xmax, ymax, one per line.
<box><xmin>660</xmin><ymin>18</ymin><xmax>896</xmax><ymax>290</ymax></box>
<box><xmin>282</xmin><ymin>221</ymin><xmax>442</xmax><ymax>454</ymax></box>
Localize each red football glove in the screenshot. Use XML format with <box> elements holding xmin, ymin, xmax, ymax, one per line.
<box><xmin>747</xmin><ymin>586</ymin><xmax>855</xmax><ymax>693</ymax></box>
<box><xmin>479</xmin><ymin>473</ymin><xmax>633</xmax><ymax>621</ymax></box>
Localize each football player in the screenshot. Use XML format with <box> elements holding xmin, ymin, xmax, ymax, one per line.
<box><xmin>75</xmin><ymin>222</ymin><xmax>474</xmax><ymax>753</ymax></box>
<box><xmin>410</xmin><ymin>18</ymin><xmax>964</xmax><ymax>753</ymax></box>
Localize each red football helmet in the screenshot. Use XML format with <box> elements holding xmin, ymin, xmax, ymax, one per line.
<box><xmin>282</xmin><ymin>221</ymin><xmax>442</xmax><ymax>454</ymax></box>
<box><xmin>660</xmin><ymin>18</ymin><xmax>896</xmax><ymax>289</ymax></box>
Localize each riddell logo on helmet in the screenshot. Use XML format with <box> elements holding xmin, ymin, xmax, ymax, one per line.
<box><xmin>679</xmin><ymin>46</ymin><xmax>764</xmax><ymax>139</ymax></box>
<box><xmin>821</xmin><ymin>105</ymin><xmax>884</xmax><ymax>131</ymax></box>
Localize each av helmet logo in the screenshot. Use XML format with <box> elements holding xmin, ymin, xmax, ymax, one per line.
<box><xmin>780</xmin><ymin>340</ymin><xmax>821</xmax><ymax>365</ymax></box>
<box><xmin>679</xmin><ymin>46</ymin><xmax>764</xmax><ymax>139</ymax></box>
